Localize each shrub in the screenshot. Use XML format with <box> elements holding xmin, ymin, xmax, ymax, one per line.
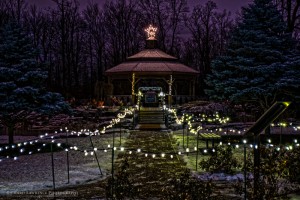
<box><xmin>164</xmin><ymin>169</ymin><xmax>213</xmax><ymax>200</ymax></box>
<box><xmin>199</xmin><ymin>145</ymin><xmax>240</xmax><ymax>174</ymax></box>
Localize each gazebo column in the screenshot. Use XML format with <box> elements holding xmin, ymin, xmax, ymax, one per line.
<box><xmin>168</xmin><ymin>75</ymin><xmax>173</xmax><ymax>107</ymax></box>
<box><xmin>192</xmin><ymin>79</ymin><xmax>196</xmax><ymax>97</ymax></box>
<box><xmin>189</xmin><ymin>80</ymin><xmax>192</xmax><ymax>96</ymax></box>
<box><xmin>131</xmin><ymin>73</ymin><xmax>136</xmax><ymax>105</ymax></box>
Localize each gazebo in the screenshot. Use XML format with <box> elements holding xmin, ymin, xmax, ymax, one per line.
<box><xmin>105</xmin><ymin>25</ymin><xmax>199</xmax><ymax>106</ymax></box>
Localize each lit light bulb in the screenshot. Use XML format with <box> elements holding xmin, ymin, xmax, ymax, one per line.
<box><xmin>276</xmin><ymin>147</ymin><xmax>280</xmax><ymax>151</ymax></box>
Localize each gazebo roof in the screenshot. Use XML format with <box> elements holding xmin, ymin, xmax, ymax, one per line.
<box><xmin>105</xmin><ymin>48</ymin><xmax>198</xmax><ymax>75</ymax></box>
<box><xmin>127</xmin><ymin>49</ymin><xmax>177</xmax><ymax>60</ymax></box>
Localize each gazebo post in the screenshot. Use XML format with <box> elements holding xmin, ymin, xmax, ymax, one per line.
<box><xmin>131</xmin><ymin>73</ymin><xmax>136</xmax><ymax>105</ymax></box>
<box><xmin>168</xmin><ymin>75</ymin><xmax>173</xmax><ymax>107</ymax></box>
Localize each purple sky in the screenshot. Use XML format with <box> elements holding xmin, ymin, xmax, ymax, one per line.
<box><xmin>26</xmin><ymin>0</ymin><xmax>252</xmax><ymax>14</ymax></box>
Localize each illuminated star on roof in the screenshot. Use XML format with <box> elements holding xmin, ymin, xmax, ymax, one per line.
<box><xmin>145</xmin><ymin>25</ymin><xmax>157</xmax><ymax>40</ymax></box>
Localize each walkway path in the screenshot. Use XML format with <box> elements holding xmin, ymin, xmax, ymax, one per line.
<box><xmin>114</xmin><ymin>130</ymin><xmax>187</xmax><ymax>198</ymax></box>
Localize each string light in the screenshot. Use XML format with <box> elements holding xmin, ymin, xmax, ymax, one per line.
<box><xmin>1</xmin><ymin>107</ymin><xmax>299</xmax><ymax>164</ymax></box>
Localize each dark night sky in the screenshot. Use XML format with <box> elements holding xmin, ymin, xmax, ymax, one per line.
<box><xmin>26</xmin><ymin>0</ymin><xmax>253</xmax><ymax>14</ymax></box>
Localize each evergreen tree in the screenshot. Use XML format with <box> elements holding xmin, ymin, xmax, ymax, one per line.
<box><xmin>0</xmin><ymin>22</ymin><xmax>70</xmax><ymax>144</ymax></box>
<box><xmin>205</xmin><ymin>0</ymin><xmax>298</xmax><ymax>111</ymax></box>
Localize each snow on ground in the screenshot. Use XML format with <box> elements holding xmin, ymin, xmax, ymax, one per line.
<box><xmin>0</xmin><ymin>135</ymin><xmax>115</xmax><ymax>196</ymax></box>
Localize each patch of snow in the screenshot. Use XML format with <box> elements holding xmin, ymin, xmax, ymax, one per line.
<box><xmin>194</xmin><ymin>172</ymin><xmax>253</xmax><ymax>182</ymax></box>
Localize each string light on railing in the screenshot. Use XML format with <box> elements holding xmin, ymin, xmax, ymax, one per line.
<box><xmin>276</xmin><ymin>147</ymin><xmax>280</xmax><ymax>151</ymax></box>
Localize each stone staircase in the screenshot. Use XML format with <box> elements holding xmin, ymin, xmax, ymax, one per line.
<box><xmin>136</xmin><ymin>107</ymin><xmax>166</xmax><ymax>130</ymax></box>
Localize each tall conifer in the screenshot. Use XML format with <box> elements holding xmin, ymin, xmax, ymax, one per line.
<box><xmin>0</xmin><ymin>22</ymin><xmax>70</xmax><ymax>144</ymax></box>
<box><xmin>205</xmin><ymin>0</ymin><xmax>298</xmax><ymax>111</ymax></box>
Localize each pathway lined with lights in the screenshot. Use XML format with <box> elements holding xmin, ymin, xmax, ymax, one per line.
<box><xmin>114</xmin><ymin>130</ymin><xmax>187</xmax><ymax>198</ymax></box>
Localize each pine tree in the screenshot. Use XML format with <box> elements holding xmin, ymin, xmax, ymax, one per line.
<box><xmin>205</xmin><ymin>0</ymin><xmax>298</xmax><ymax>111</ymax></box>
<box><xmin>0</xmin><ymin>22</ymin><xmax>70</xmax><ymax>144</ymax></box>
